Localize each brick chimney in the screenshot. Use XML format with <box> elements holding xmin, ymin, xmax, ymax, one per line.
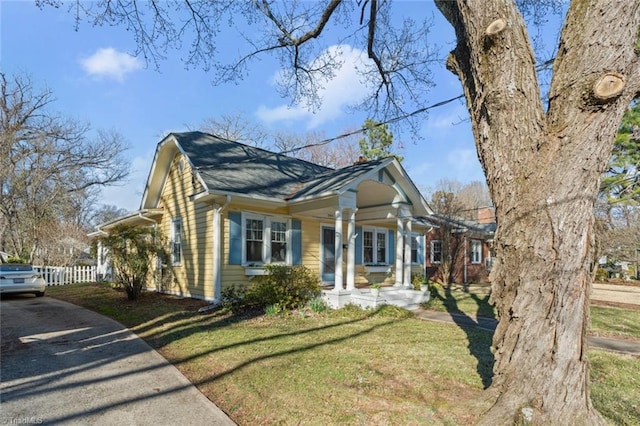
<box><xmin>477</xmin><ymin>206</ymin><xmax>495</xmax><ymax>224</ymax></box>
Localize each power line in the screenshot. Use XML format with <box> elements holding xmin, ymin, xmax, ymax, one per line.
<box><xmin>280</xmin><ymin>94</ymin><xmax>465</xmax><ymax>155</ymax></box>
<box><xmin>281</xmin><ymin>59</ymin><xmax>557</xmax><ymax>156</ymax></box>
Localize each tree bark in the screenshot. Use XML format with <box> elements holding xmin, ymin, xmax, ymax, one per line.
<box><xmin>435</xmin><ymin>0</ymin><xmax>640</xmax><ymax>423</ymax></box>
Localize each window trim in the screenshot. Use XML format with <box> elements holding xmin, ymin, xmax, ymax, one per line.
<box><xmin>410</xmin><ymin>233</ymin><xmax>423</xmax><ymax>265</ymax></box>
<box><xmin>430</xmin><ymin>239</ymin><xmax>442</xmax><ymax>264</ymax></box>
<box><xmin>362</xmin><ymin>226</ymin><xmax>389</xmax><ymax>265</ymax></box>
<box><xmin>171</xmin><ymin>217</ymin><xmax>183</xmax><ymax>266</ymax></box>
<box><xmin>470</xmin><ymin>239</ymin><xmax>483</xmax><ymax>264</ymax></box>
<box><xmin>241</xmin><ymin>212</ymin><xmax>291</xmax><ymax>266</ymax></box>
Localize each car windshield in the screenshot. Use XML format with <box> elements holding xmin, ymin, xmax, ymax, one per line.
<box><xmin>0</xmin><ymin>264</ymin><xmax>34</xmax><ymax>272</ymax></box>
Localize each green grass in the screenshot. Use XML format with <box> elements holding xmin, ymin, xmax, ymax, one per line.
<box><xmin>46</xmin><ymin>283</ymin><xmax>640</xmax><ymax>425</ymax></box>
<box><xmin>591</xmin><ymin>305</ymin><xmax>640</xmax><ymax>340</ymax></box>
<box><xmin>425</xmin><ymin>285</ymin><xmax>640</xmax><ymax>340</ymax></box>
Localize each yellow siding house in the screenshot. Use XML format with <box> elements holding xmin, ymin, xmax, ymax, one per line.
<box><xmin>92</xmin><ymin>132</ymin><xmax>435</xmax><ymax>308</ymax></box>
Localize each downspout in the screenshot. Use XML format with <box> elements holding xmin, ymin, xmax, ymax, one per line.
<box><xmin>212</xmin><ymin>195</ymin><xmax>231</xmax><ymax>303</ymax></box>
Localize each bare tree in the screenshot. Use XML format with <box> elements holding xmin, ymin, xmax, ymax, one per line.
<box><xmin>196</xmin><ymin>113</ymin><xmax>270</xmax><ymax>147</ymax></box>
<box><xmin>43</xmin><ymin>0</ymin><xmax>640</xmax><ymax>422</ymax></box>
<box><xmin>1</xmin><ymin>72</ymin><xmax>130</xmax><ymax>262</ymax></box>
<box><xmin>273</xmin><ymin>130</ymin><xmax>360</xmax><ymax>168</ymax></box>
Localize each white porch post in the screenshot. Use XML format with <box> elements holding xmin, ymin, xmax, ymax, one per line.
<box><xmin>404</xmin><ymin>218</ymin><xmax>413</xmax><ymax>288</ymax></box>
<box><xmin>334</xmin><ymin>208</ymin><xmax>344</xmax><ymax>291</ymax></box>
<box><xmin>346</xmin><ymin>208</ymin><xmax>357</xmax><ymax>291</ymax></box>
<box><xmin>395</xmin><ymin>216</ymin><xmax>404</xmax><ymax>287</ymax></box>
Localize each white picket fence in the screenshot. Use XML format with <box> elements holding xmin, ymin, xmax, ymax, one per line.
<box><xmin>34</xmin><ymin>265</ymin><xmax>97</xmax><ymax>286</ymax></box>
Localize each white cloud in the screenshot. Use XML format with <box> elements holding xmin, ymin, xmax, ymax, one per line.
<box><xmin>256</xmin><ymin>45</ymin><xmax>373</xmax><ymax>129</ymax></box>
<box><xmin>80</xmin><ymin>47</ymin><xmax>142</xmax><ymax>82</ymax></box>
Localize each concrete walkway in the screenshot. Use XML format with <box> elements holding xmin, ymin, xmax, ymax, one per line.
<box><xmin>1</xmin><ymin>297</ymin><xmax>235</xmax><ymax>426</ymax></box>
<box><xmin>415</xmin><ymin>309</ymin><xmax>640</xmax><ymax>355</ymax></box>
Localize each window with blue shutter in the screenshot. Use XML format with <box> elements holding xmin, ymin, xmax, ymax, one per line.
<box><xmin>291</xmin><ymin>219</ymin><xmax>302</xmax><ymax>265</ymax></box>
<box><xmin>228</xmin><ymin>211</ymin><xmax>242</xmax><ymax>265</ymax></box>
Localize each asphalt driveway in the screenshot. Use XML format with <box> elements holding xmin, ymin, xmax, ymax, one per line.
<box><xmin>0</xmin><ymin>296</ymin><xmax>234</xmax><ymax>425</ymax></box>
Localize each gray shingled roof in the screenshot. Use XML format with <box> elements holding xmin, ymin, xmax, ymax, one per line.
<box><xmin>286</xmin><ymin>158</ymin><xmax>391</xmax><ymax>200</ymax></box>
<box><xmin>173</xmin><ymin>131</ymin><xmax>332</xmax><ymax>199</ymax></box>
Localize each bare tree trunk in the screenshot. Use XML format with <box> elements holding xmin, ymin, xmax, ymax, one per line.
<box><xmin>435</xmin><ymin>0</ymin><xmax>640</xmax><ymax>423</ymax></box>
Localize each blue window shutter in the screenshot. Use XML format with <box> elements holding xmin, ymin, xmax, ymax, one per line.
<box><xmin>418</xmin><ymin>235</ymin><xmax>425</xmax><ymax>264</ymax></box>
<box><xmin>388</xmin><ymin>229</ymin><xmax>395</xmax><ymax>263</ymax></box>
<box><xmin>355</xmin><ymin>226</ymin><xmax>362</xmax><ymax>264</ymax></box>
<box><xmin>228</xmin><ymin>211</ymin><xmax>242</xmax><ymax>265</ymax></box>
<box><xmin>291</xmin><ymin>219</ymin><xmax>302</xmax><ymax>265</ymax></box>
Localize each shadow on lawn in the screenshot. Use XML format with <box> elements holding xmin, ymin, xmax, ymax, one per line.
<box><xmin>438</xmin><ymin>287</ymin><xmax>495</xmax><ymax>389</ymax></box>
<box><xmin>135</xmin><ymin>305</ymin><xmax>403</xmax><ymax>388</ymax></box>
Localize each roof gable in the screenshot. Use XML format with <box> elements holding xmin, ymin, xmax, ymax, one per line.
<box><xmin>140</xmin><ymin>131</ymin><xmax>432</xmax><ymax>218</ymax></box>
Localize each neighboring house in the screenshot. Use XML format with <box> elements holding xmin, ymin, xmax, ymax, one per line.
<box><xmin>425</xmin><ymin>207</ymin><xmax>496</xmax><ymax>284</ymax></box>
<box><xmin>91</xmin><ymin>131</ymin><xmax>434</xmax><ymax>308</ymax></box>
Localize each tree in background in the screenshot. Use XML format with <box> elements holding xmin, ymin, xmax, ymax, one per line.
<box><xmin>43</xmin><ymin>0</ymin><xmax>640</xmax><ymax>422</ymax></box>
<box><xmin>601</xmin><ymin>101</ymin><xmax>640</xmax><ymax>207</ymax></box>
<box><xmin>429</xmin><ymin>188</ymin><xmax>464</xmax><ymax>285</ymax></box>
<box><xmin>197</xmin><ymin>113</ymin><xmax>270</xmax><ymax>148</ymax></box>
<box><xmin>596</xmin><ymin>101</ymin><xmax>640</xmax><ymax>279</ymax></box>
<box><xmin>97</xmin><ymin>224</ymin><xmax>169</xmax><ymax>301</ymax></box>
<box><xmin>358</xmin><ymin>119</ymin><xmax>403</xmax><ymax>162</ymax></box>
<box><xmin>0</xmin><ymin>72</ymin><xmax>130</xmax><ymax>263</ymax></box>
<box><xmin>273</xmin><ymin>130</ymin><xmax>360</xmax><ymax>168</ymax></box>
<box><xmin>426</xmin><ymin>179</ymin><xmax>492</xmax><ymax>285</ymax></box>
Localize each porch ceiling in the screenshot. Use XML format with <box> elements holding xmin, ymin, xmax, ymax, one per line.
<box><xmin>289</xmin><ymin>179</ymin><xmax>405</xmax><ymax>222</ymax></box>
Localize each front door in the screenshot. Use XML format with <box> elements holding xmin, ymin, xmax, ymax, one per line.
<box><xmin>321</xmin><ymin>226</ymin><xmax>335</xmax><ymax>283</ymax></box>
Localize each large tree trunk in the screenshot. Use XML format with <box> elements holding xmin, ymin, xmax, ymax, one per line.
<box><xmin>435</xmin><ymin>0</ymin><xmax>640</xmax><ymax>423</ymax></box>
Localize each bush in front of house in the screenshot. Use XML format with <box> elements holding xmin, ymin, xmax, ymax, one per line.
<box><xmin>247</xmin><ymin>265</ymin><xmax>321</xmax><ymax>312</ymax></box>
<box><xmin>97</xmin><ymin>224</ymin><xmax>170</xmax><ymax>301</ymax></box>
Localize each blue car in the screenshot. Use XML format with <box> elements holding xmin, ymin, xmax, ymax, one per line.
<box><xmin>0</xmin><ymin>264</ymin><xmax>46</xmax><ymax>297</ymax></box>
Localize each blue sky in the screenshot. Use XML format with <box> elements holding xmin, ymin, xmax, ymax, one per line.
<box><xmin>2</xmin><ymin>1</ymin><xmax>484</xmax><ymax>212</ymax></box>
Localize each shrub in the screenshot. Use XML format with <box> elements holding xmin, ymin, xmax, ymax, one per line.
<box><xmin>595</xmin><ymin>267</ymin><xmax>610</xmax><ymax>282</ymax></box>
<box><xmin>247</xmin><ymin>265</ymin><xmax>321</xmax><ymax>311</ymax></box>
<box><xmin>411</xmin><ymin>272</ymin><xmax>427</xmax><ymax>290</ymax></box>
<box><xmin>306</xmin><ymin>296</ymin><xmax>330</xmax><ymax>313</ymax></box>
<box><xmin>97</xmin><ymin>224</ymin><xmax>171</xmax><ymax>301</ymax></box>
<box><xmin>5</xmin><ymin>256</ymin><xmax>26</xmax><ymax>264</ymax></box>
<box><xmin>264</xmin><ymin>304</ymin><xmax>285</xmax><ymax>316</ymax></box>
<box><xmin>373</xmin><ymin>305</ymin><xmax>414</xmax><ymax>319</ymax></box>
<box><xmin>220</xmin><ymin>285</ymin><xmax>248</xmax><ymax>313</ymax></box>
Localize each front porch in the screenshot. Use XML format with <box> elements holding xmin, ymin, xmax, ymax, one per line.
<box><xmin>323</xmin><ymin>285</ymin><xmax>430</xmax><ymax>310</ymax></box>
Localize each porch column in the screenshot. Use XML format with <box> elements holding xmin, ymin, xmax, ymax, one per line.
<box><xmin>346</xmin><ymin>208</ymin><xmax>357</xmax><ymax>291</ymax></box>
<box><xmin>334</xmin><ymin>208</ymin><xmax>344</xmax><ymax>291</ymax></box>
<box><xmin>394</xmin><ymin>216</ymin><xmax>404</xmax><ymax>287</ymax></box>
<box><xmin>404</xmin><ymin>218</ymin><xmax>413</xmax><ymax>288</ymax></box>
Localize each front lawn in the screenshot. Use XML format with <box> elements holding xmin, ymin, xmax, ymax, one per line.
<box><xmin>46</xmin><ymin>283</ymin><xmax>640</xmax><ymax>425</ymax></box>
<box><xmin>426</xmin><ymin>285</ymin><xmax>640</xmax><ymax>341</ymax></box>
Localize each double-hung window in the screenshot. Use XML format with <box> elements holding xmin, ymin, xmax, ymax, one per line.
<box><xmin>171</xmin><ymin>218</ymin><xmax>182</xmax><ymax>265</ymax></box>
<box><xmin>270</xmin><ymin>220</ymin><xmax>288</xmax><ymax>262</ymax></box>
<box><xmin>245</xmin><ymin>217</ymin><xmax>264</xmax><ymax>263</ymax></box>
<box><xmin>243</xmin><ymin>213</ymin><xmax>290</xmax><ymax>265</ymax></box>
<box><xmin>430</xmin><ymin>240</ymin><xmax>442</xmax><ymax>264</ymax></box>
<box><xmin>363</xmin><ymin>227</ymin><xmax>388</xmax><ymax>264</ymax></box>
<box><xmin>471</xmin><ymin>239</ymin><xmax>482</xmax><ymax>264</ymax></box>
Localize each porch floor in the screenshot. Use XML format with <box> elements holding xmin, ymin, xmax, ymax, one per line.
<box><xmin>322</xmin><ymin>286</ymin><xmax>430</xmax><ymax>310</ymax></box>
